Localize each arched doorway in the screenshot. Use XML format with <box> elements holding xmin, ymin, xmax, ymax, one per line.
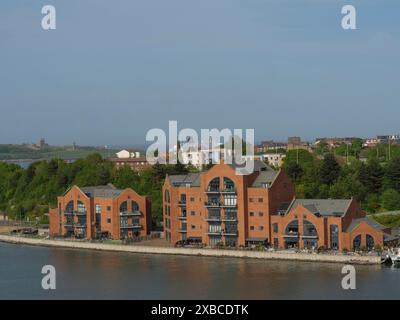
<box><xmin>353</xmin><ymin>235</ymin><xmax>361</xmax><ymax>250</ymax></box>
<box><xmin>366</xmin><ymin>234</ymin><xmax>375</xmax><ymax>250</ymax></box>
<box><xmin>303</xmin><ymin>220</ymin><xmax>318</xmax><ymax>249</ymax></box>
<box><xmin>284</xmin><ymin>220</ymin><xmax>299</xmax><ymax>249</ymax></box>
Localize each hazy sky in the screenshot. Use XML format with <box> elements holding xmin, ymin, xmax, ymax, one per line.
<box><xmin>0</xmin><ymin>0</ymin><xmax>399</xmax><ymax>146</ymax></box>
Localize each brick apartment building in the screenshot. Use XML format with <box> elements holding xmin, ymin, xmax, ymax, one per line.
<box><xmin>49</xmin><ymin>183</ymin><xmax>151</xmax><ymax>240</ymax></box>
<box><xmin>163</xmin><ymin>160</ymin><xmax>391</xmax><ymax>250</ymax></box>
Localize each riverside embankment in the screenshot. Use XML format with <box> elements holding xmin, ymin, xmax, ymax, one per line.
<box><xmin>0</xmin><ymin>234</ymin><xmax>381</xmax><ymax>264</ymax></box>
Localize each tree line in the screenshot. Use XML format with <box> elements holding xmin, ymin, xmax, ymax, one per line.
<box><xmin>0</xmin><ymin>153</ymin><xmax>188</xmax><ymax>228</ymax></box>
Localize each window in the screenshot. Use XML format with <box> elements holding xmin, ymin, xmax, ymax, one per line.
<box><xmin>107</xmin><ymin>218</ymin><xmax>111</xmax><ymax>224</ymax></box>
<box><xmin>258</xmin><ymin>226</ymin><xmax>264</xmax><ymax>231</ymax></box>
<box><xmin>330</xmin><ymin>224</ymin><xmax>339</xmax><ymax>249</ymax></box>
<box><xmin>250</xmin><ymin>226</ymin><xmax>255</xmax><ymax>230</ymax></box>
<box><xmin>224</xmin><ymin>194</ymin><xmax>237</xmax><ymax>206</ymax></box>
<box><xmin>190</xmin><ymin>197</ymin><xmax>195</xmax><ymax>202</ymax></box>
<box><xmin>191</xmin><ymin>225</ymin><xmax>196</xmax><ymax>230</ymax></box>
<box><xmin>95</xmin><ymin>204</ymin><xmax>101</xmax><ymax>214</ymax></box>
<box><xmin>131</xmin><ymin>201</ymin><xmax>139</xmax><ymax>212</ymax></box>
<box><xmin>191</xmin><ymin>211</ymin><xmax>195</xmax><ymax>216</ymax></box>
<box><xmin>250</xmin><ymin>212</ymin><xmax>254</xmax><ymax>216</ymax></box>
<box><xmin>259</xmin><ymin>212</ymin><xmax>263</xmax><ymax>217</ymax></box>
<box><xmin>273</xmin><ymin>223</ymin><xmax>278</xmax><ymax>233</ymax></box>
<box><xmin>258</xmin><ymin>198</ymin><xmax>263</xmax><ymax>203</ymax></box>
<box><xmin>249</xmin><ymin>198</ymin><xmax>254</xmax><ymax>203</ymax></box>
<box><xmin>119</xmin><ymin>201</ymin><xmax>128</xmax><ymax>213</ymax></box>
<box><xmin>107</xmin><ymin>206</ymin><xmax>111</xmax><ymax>211</ymax></box>
<box><xmin>207</xmin><ymin>177</ymin><xmax>220</xmax><ymax>192</ymax></box>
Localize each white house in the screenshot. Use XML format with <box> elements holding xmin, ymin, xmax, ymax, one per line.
<box><xmin>116</xmin><ymin>150</ymin><xmax>140</xmax><ymax>159</ymax></box>
<box><xmin>260</xmin><ymin>153</ymin><xmax>286</xmax><ymax>168</ymax></box>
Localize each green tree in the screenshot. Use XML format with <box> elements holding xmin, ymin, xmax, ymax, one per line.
<box><xmin>385</xmin><ymin>157</ymin><xmax>400</xmax><ymax>192</ymax></box>
<box><xmin>381</xmin><ymin>188</ymin><xmax>400</xmax><ymax>211</ymax></box>
<box><xmin>319</xmin><ymin>153</ymin><xmax>340</xmax><ymax>185</ymax></box>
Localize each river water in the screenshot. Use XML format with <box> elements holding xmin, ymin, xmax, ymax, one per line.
<box><xmin>0</xmin><ymin>242</ymin><xmax>399</xmax><ymax>299</ymax></box>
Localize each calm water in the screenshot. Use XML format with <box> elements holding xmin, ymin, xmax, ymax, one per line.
<box><xmin>0</xmin><ymin>243</ymin><xmax>399</xmax><ymax>300</ymax></box>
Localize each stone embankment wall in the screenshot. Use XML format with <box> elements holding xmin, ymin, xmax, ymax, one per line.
<box><xmin>0</xmin><ymin>235</ymin><xmax>380</xmax><ymax>265</ymax></box>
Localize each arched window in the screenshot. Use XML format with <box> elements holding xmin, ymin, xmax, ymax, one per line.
<box><xmin>303</xmin><ymin>220</ymin><xmax>318</xmax><ymax>237</ymax></box>
<box><xmin>131</xmin><ymin>201</ymin><xmax>139</xmax><ymax>212</ymax></box>
<box><xmin>207</xmin><ymin>177</ymin><xmax>220</xmax><ymax>192</ymax></box>
<box><xmin>285</xmin><ymin>220</ymin><xmax>299</xmax><ymax>235</ymax></box>
<box><xmin>353</xmin><ymin>235</ymin><xmax>361</xmax><ymax>250</ymax></box>
<box><xmin>65</xmin><ymin>200</ymin><xmax>74</xmax><ymax>213</ymax></box>
<box><xmin>366</xmin><ymin>234</ymin><xmax>375</xmax><ymax>250</ymax></box>
<box><xmin>119</xmin><ymin>201</ymin><xmax>128</xmax><ymax>213</ymax></box>
<box><xmin>164</xmin><ymin>189</ymin><xmax>170</xmax><ymax>203</ymax></box>
<box><xmin>223</xmin><ymin>177</ymin><xmax>235</xmax><ymax>192</ymax></box>
<box><xmin>77</xmin><ymin>201</ymin><xmax>86</xmax><ymax>213</ymax></box>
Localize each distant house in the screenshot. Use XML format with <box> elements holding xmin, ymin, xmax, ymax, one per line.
<box><xmin>109</xmin><ymin>150</ymin><xmax>151</xmax><ymax>172</ymax></box>
<box><xmin>261</xmin><ymin>153</ymin><xmax>286</xmax><ymax>168</ymax></box>
<box><xmin>116</xmin><ymin>149</ymin><xmax>140</xmax><ymax>159</ymax></box>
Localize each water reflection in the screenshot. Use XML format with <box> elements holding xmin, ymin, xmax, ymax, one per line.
<box><xmin>0</xmin><ymin>243</ymin><xmax>399</xmax><ymax>299</ymax></box>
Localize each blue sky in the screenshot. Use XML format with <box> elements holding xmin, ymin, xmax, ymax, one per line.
<box><xmin>0</xmin><ymin>0</ymin><xmax>399</xmax><ymax>146</ymax></box>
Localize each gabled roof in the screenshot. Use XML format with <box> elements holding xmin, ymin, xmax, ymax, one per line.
<box><xmin>169</xmin><ymin>173</ymin><xmax>201</xmax><ymax>187</ymax></box>
<box><xmin>346</xmin><ymin>217</ymin><xmax>386</xmax><ymax>233</ymax></box>
<box><xmin>251</xmin><ymin>168</ymin><xmax>278</xmax><ymax>187</ymax></box>
<box><xmin>80</xmin><ymin>183</ymin><xmax>123</xmax><ymax>198</ymax></box>
<box><xmin>288</xmin><ymin>199</ymin><xmax>352</xmax><ymax>217</ymax></box>
<box><xmin>167</xmin><ymin>160</ymin><xmax>278</xmax><ymax>188</ymax></box>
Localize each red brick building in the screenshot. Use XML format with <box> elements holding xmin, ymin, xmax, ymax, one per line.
<box><xmin>49</xmin><ymin>183</ymin><xmax>151</xmax><ymax>240</ymax></box>
<box><xmin>163</xmin><ymin>160</ymin><xmax>391</xmax><ymax>250</ymax></box>
<box><xmin>163</xmin><ymin>160</ymin><xmax>295</xmax><ymax>247</ymax></box>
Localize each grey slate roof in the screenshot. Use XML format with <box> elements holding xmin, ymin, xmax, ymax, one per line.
<box><xmin>80</xmin><ymin>183</ymin><xmax>123</xmax><ymax>198</ymax></box>
<box><xmin>228</xmin><ymin>160</ymin><xmax>268</xmax><ymax>172</ymax></box>
<box><xmin>251</xmin><ymin>169</ymin><xmax>278</xmax><ymax>187</ymax></box>
<box><xmin>346</xmin><ymin>217</ymin><xmax>386</xmax><ymax>233</ymax></box>
<box><xmin>289</xmin><ymin>199</ymin><xmax>352</xmax><ymax>217</ymax></box>
<box><xmin>168</xmin><ymin>160</ymin><xmax>278</xmax><ymax>188</ymax></box>
<box><xmin>169</xmin><ymin>173</ymin><xmax>201</xmax><ymax>187</ymax></box>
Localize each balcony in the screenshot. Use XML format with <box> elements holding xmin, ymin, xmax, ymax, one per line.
<box><xmin>220</xmin><ymin>203</ymin><xmax>237</xmax><ymax>208</ymax></box>
<box><xmin>223</xmin><ymin>230</ymin><xmax>238</xmax><ymax>236</ymax></box>
<box><xmin>205</xmin><ymin>215</ymin><xmax>221</xmax><ymax>222</ymax></box>
<box><xmin>222</xmin><ymin>215</ymin><xmax>238</xmax><ymax>222</ymax></box>
<box><xmin>64</xmin><ymin>222</ymin><xmax>74</xmax><ymax>228</ymax></box>
<box><xmin>74</xmin><ymin>223</ymin><xmax>87</xmax><ymax>229</ymax></box>
<box><xmin>74</xmin><ymin>211</ymin><xmax>87</xmax><ymax>216</ymax></box>
<box><xmin>283</xmin><ymin>231</ymin><xmax>299</xmax><ymax>238</ymax></box>
<box><xmin>207</xmin><ymin>230</ymin><xmax>222</xmax><ymax>235</ymax></box>
<box><xmin>120</xmin><ymin>224</ymin><xmax>142</xmax><ymax>229</ymax></box>
<box><xmin>204</xmin><ymin>201</ymin><xmax>222</xmax><ymax>208</ymax></box>
<box><xmin>205</xmin><ymin>188</ymin><xmax>220</xmax><ymax>194</ymax></box>
<box><xmin>302</xmin><ymin>231</ymin><xmax>318</xmax><ymax>239</ymax></box>
<box><xmin>178</xmin><ymin>228</ymin><xmax>187</xmax><ymax>233</ymax></box>
<box><xmin>64</xmin><ymin>212</ymin><xmax>73</xmax><ymax>216</ymax></box>
<box><xmin>178</xmin><ymin>200</ymin><xmax>187</xmax><ymax>207</ymax></box>
<box><xmin>178</xmin><ymin>215</ymin><xmax>187</xmax><ymax>220</ymax></box>
<box><xmin>120</xmin><ymin>211</ymin><xmax>142</xmax><ymax>217</ymax></box>
<box><xmin>221</xmin><ymin>188</ymin><xmax>236</xmax><ymax>194</ymax></box>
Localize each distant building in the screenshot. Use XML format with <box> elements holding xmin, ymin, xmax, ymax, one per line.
<box><xmin>49</xmin><ymin>183</ymin><xmax>151</xmax><ymax>240</ymax></box>
<box><xmin>363</xmin><ymin>139</ymin><xmax>378</xmax><ymax>148</ymax></box>
<box><xmin>287</xmin><ymin>137</ymin><xmax>311</xmax><ymax>151</ymax></box>
<box><xmin>261</xmin><ymin>153</ymin><xmax>286</xmax><ymax>168</ymax></box>
<box><xmin>109</xmin><ymin>150</ymin><xmax>151</xmax><ymax>171</ymax></box>
<box><xmin>255</xmin><ymin>141</ymin><xmax>287</xmax><ymax>153</ymax></box>
<box><xmin>376</xmin><ymin>135</ymin><xmax>400</xmax><ymax>144</ymax></box>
